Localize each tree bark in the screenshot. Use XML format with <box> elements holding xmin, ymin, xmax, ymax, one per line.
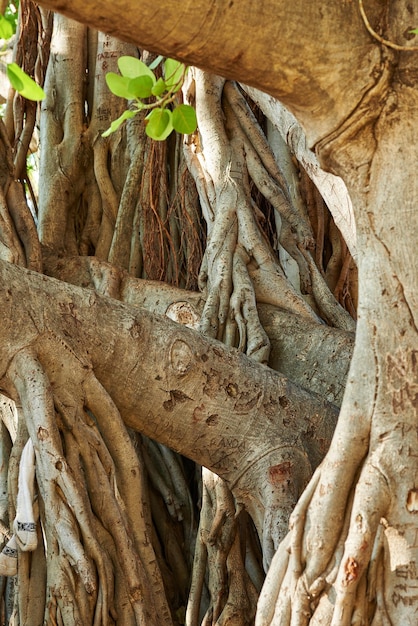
<box><xmin>5</xmin><ymin>0</ymin><xmax>418</xmax><ymax>622</ymax></box>
<box><xmin>0</xmin><ymin>259</ymin><xmax>338</xmax><ymax>546</ymax></box>
<box><xmin>43</xmin><ymin>253</ymin><xmax>353</xmax><ymax>406</ymax></box>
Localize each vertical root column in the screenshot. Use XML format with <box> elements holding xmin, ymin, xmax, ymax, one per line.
<box><xmin>8</xmin><ymin>345</ymin><xmax>173</xmax><ymax>625</ymax></box>
<box><xmin>187</xmin><ymin>469</ymin><xmax>258</xmax><ymax>626</ymax></box>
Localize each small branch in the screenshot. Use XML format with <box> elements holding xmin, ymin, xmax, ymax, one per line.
<box><xmin>358</xmin><ymin>0</ymin><xmax>418</xmax><ymax>51</ymax></box>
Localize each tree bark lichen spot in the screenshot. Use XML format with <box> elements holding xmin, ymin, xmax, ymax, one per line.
<box><xmin>343</xmin><ymin>556</ymin><xmax>359</xmax><ymax>585</ymax></box>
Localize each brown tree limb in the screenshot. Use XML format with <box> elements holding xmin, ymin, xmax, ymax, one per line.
<box><xmin>34</xmin><ymin>0</ymin><xmax>381</xmax><ymax>147</ymax></box>
<box><xmin>0</xmin><ymin>259</ymin><xmax>338</xmax><ymax>552</ymax></box>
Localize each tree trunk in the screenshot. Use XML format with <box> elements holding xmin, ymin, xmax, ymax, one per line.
<box><xmin>258</xmin><ymin>32</ymin><xmax>418</xmax><ymax>626</ymax></box>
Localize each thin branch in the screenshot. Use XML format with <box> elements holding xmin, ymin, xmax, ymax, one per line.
<box><xmin>358</xmin><ymin>0</ymin><xmax>418</xmax><ymax>51</ymax></box>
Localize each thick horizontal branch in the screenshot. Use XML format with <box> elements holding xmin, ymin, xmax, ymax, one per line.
<box><xmin>44</xmin><ymin>254</ymin><xmax>354</xmax><ymax>406</ymax></box>
<box><xmin>0</xmin><ymin>260</ymin><xmax>338</xmax><ymax>488</ymax></box>
<box><xmin>36</xmin><ymin>0</ymin><xmax>379</xmax><ymax>144</ymax></box>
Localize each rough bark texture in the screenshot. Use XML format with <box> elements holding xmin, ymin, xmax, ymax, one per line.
<box><xmin>35</xmin><ymin>0</ymin><xmax>380</xmax><ymax>145</ymax></box>
<box><xmin>0</xmin><ymin>0</ymin><xmax>416</xmax><ymax>624</ymax></box>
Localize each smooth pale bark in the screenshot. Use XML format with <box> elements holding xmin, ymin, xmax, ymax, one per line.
<box><xmin>256</xmin><ymin>26</ymin><xmax>418</xmax><ymax>625</ymax></box>
<box><xmin>36</xmin><ymin>0</ymin><xmax>384</xmax><ymax>145</ymax></box>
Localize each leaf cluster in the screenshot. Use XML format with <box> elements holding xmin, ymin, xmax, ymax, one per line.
<box><xmin>0</xmin><ymin>0</ymin><xmax>17</xmax><ymax>39</ymax></box>
<box><xmin>1</xmin><ymin>1</ymin><xmax>45</xmax><ymax>101</ymax></box>
<box><xmin>103</xmin><ymin>56</ymin><xmax>197</xmax><ymax>141</ymax></box>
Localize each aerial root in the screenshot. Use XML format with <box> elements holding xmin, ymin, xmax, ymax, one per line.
<box><xmin>299</xmin><ymin>247</ymin><xmax>355</xmax><ymax>331</ymax></box>
<box><xmin>8</xmin><ymin>349</ymin><xmax>105</xmax><ymax>603</ymax></box>
<box><xmin>231</xmin><ymin>244</ymin><xmax>270</xmax><ymax>363</ymax></box>
<box><xmin>189</xmin><ymin>469</ymin><xmax>259</xmax><ymax>625</ymax></box>
<box><xmin>329</xmin><ymin>461</ymin><xmax>390</xmax><ymax>626</ymax></box>
<box><xmin>8</xmin><ymin>344</ymin><xmax>171</xmax><ymax>623</ymax></box>
<box><xmin>198</xmin><ymin>200</ymin><xmax>237</xmax><ymax>340</ymax></box>
<box><xmin>83</xmin><ymin>371</ymin><xmax>173</xmax><ymax>625</ymax></box>
<box><xmin>256</xmin><ymin>466</ymin><xmax>321</xmax><ymax>626</ymax></box>
<box><xmin>223</xmin><ymin>82</ymin><xmax>314</xmax><ymax>247</ymax></box>
<box><xmin>256</xmin><ymin>453</ymin><xmax>392</xmax><ymax>626</ymax></box>
<box><xmin>255</xmin><ymin>533</ymin><xmax>291</xmax><ymax>626</ymax></box>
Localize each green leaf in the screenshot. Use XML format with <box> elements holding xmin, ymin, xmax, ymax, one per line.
<box><xmin>105</xmin><ymin>73</ymin><xmax>137</xmax><ymax>99</ymax></box>
<box><xmin>149</xmin><ymin>55</ymin><xmax>164</xmax><ymax>70</ymax></box>
<box><xmin>128</xmin><ymin>75</ymin><xmax>154</xmax><ymax>98</ymax></box>
<box><xmin>7</xmin><ymin>63</ymin><xmax>45</xmax><ymax>101</ymax></box>
<box><xmin>0</xmin><ymin>14</ymin><xmax>13</xmax><ymax>39</ymax></box>
<box><xmin>151</xmin><ymin>77</ymin><xmax>167</xmax><ymax>97</ymax></box>
<box><xmin>409</xmin><ymin>28</ymin><xmax>418</xmax><ymax>34</ymax></box>
<box><xmin>101</xmin><ymin>110</ymin><xmax>137</xmax><ymax>137</ymax></box>
<box><xmin>118</xmin><ymin>56</ymin><xmax>155</xmax><ymax>83</ymax></box>
<box><xmin>164</xmin><ymin>58</ymin><xmax>184</xmax><ymax>92</ymax></box>
<box><xmin>145</xmin><ymin>108</ymin><xmax>173</xmax><ymax>141</ymax></box>
<box><xmin>172</xmin><ymin>104</ymin><xmax>197</xmax><ymax>135</ymax></box>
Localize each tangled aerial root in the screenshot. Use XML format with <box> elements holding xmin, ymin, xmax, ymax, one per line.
<box><xmin>3</xmin><ymin>344</ymin><xmax>173</xmax><ymax>626</ymax></box>
<box><xmin>255</xmin><ymin>435</ymin><xmax>403</xmax><ymax>626</ymax></box>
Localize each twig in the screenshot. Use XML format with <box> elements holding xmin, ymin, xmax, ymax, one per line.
<box><xmin>359</xmin><ymin>0</ymin><xmax>418</xmax><ymax>51</ymax></box>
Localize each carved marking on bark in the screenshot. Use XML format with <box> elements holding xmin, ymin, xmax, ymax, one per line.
<box><xmin>58</xmin><ymin>301</ymin><xmax>82</xmax><ymax>327</ymax></box>
<box><xmin>218</xmin><ymin>437</ymin><xmax>246</xmax><ymax>452</ymax></box>
<box><xmin>392</xmin><ymin>590</ymin><xmax>418</xmax><ymax>608</ymax></box>
<box><xmin>384</xmin><ymin>523</ymin><xmax>411</xmax><ymax>570</ymax></box>
<box><xmin>395</xmin><ymin>561</ymin><xmax>418</xmax><ymax>580</ymax></box>
<box><xmin>169</xmin><ymin>339</ymin><xmax>193</xmax><ymax>376</ymax></box>
<box><xmin>203</xmin><ymin>369</ymin><xmax>220</xmax><ymax>397</ymax></box>
<box><xmin>387</xmin><ymin>349</ymin><xmax>418</xmax><ymax>415</ymax></box>
<box><xmin>129</xmin><ymin>320</ymin><xmax>142</xmax><ymax>339</ymax></box>
<box><xmin>192</xmin><ymin>404</ymin><xmax>205</xmax><ymax>422</ymax></box>
<box><xmin>234</xmin><ymin>389</ymin><xmax>262</xmax><ymax>413</ymax></box>
<box><xmin>268</xmin><ymin>461</ymin><xmax>293</xmax><ymax>486</ymax></box>
<box><xmin>163</xmin><ymin>389</ymin><xmax>192</xmax><ymax>411</ymax></box>
<box><xmin>37</xmin><ymin>426</ymin><xmax>49</xmax><ymax>441</ymax></box>
<box><xmin>278</xmin><ymin>395</ymin><xmax>289</xmax><ymax>408</ymax></box>
<box><xmin>226</xmin><ymin>382</ymin><xmax>238</xmax><ymax>397</ymax></box>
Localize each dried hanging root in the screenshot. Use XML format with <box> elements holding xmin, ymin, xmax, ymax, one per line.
<box><xmin>192</xmin><ymin>470</ymin><xmax>258</xmax><ymax>626</ymax></box>
<box><xmin>223</xmin><ymin>82</ymin><xmax>314</xmax><ymax>249</ymax></box>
